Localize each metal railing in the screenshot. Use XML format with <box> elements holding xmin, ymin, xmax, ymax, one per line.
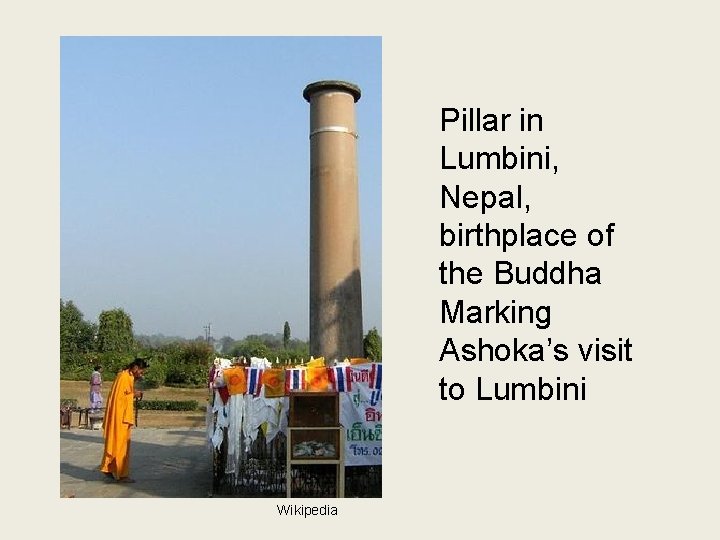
<box><xmin>212</xmin><ymin>427</ymin><xmax>381</xmax><ymax>498</ymax></box>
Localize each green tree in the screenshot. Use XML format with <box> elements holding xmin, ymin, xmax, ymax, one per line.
<box><xmin>60</xmin><ymin>299</ymin><xmax>96</xmax><ymax>357</ymax></box>
<box><xmin>218</xmin><ymin>335</ymin><xmax>235</xmax><ymax>355</ymax></box>
<box><xmin>230</xmin><ymin>337</ymin><xmax>270</xmax><ymax>359</ymax></box>
<box><xmin>363</xmin><ymin>327</ymin><xmax>382</xmax><ymax>362</ymax></box>
<box><xmin>96</xmin><ymin>308</ymin><xmax>135</xmax><ymax>353</ymax></box>
<box><xmin>176</xmin><ymin>340</ymin><xmax>214</xmax><ymax>364</ymax></box>
<box><xmin>164</xmin><ymin>341</ymin><xmax>214</xmax><ymax>386</ymax></box>
<box><xmin>283</xmin><ymin>321</ymin><xmax>291</xmax><ymax>349</ymax></box>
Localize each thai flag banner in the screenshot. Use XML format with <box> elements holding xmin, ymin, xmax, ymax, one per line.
<box><xmin>284</xmin><ymin>368</ymin><xmax>306</xmax><ymax>393</ymax></box>
<box><xmin>369</xmin><ymin>363</ymin><xmax>382</xmax><ymax>391</ymax></box>
<box><xmin>245</xmin><ymin>367</ymin><xmax>264</xmax><ymax>397</ymax></box>
<box><xmin>329</xmin><ymin>366</ymin><xmax>352</xmax><ymax>392</ymax></box>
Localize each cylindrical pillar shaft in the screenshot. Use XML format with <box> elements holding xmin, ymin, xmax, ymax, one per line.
<box><xmin>304</xmin><ymin>80</ymin><xmax>364</xmax><ymax>361</ymax></box>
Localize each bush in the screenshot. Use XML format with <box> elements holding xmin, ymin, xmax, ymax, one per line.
<box><xmin>164</xmin><ymin>381</ymin><xmax>208</xmax><ymax>389</ymax></box>
<box><xmin>96</xmin><ymin>352</ymin><xmax>135</xmax><ymax>378</ymax></box>
<box><xmin>165</xmin><ymin>362</ymin><xmax>208</xmax><ymax>387</ymax></box>
<box><xmin>141</xmin><ymin>361</ymin><xmax>167</xmax><ymax>389</ymax></box>
<box><xmin>60</xmin><ymin>352</ymin><xmax>98</xmax><ymax>380</ymax></box>
<box><xmin>58</xmin><ymin>341</ymin><xmax>213</xmax><ymax>389</ymax></box>
<box><xmin>151</xmin><ymin>341</ymin><xmax>212</xmax><ymax>387</ymax></box>
<box><xmin>135</xmin><ymin>400</ymin><xmax>200</xmax><ymax>411</ymax></box>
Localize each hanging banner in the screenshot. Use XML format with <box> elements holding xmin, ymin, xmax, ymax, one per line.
<box><xmin>340</xmin><ymin>365</ymin><xmax>382</xmax><ymax>466</ymax></box>
<box><xmin>210</xmin><ymin>361</ymin><xmax>383</xmax><ymax>467</ymax></box>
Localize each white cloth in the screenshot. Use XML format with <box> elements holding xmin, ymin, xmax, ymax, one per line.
<box><xmin>264</xmin><ymin>395</ymin><xmax>289</xmax><ymax>444</ymax></box>
<box><xmin>250</xmin><ymin>356</ymin><xmax>272</xmax><ymax>368</ymax></box>
<box><xmin>225</xmin><ymin>394</ymin><xmax>245</xmax><ymax>476</ymax></box>
<box><xmin>210</xmin><ymin>390</ymin><xmax>229</xmax><ymax>450</ymax></box>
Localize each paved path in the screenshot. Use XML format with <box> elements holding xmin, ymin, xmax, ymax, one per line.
<box><xmin>60</xmin><ymin>426</ymin><xmax>213</xmax><ymax>498</ymax></box>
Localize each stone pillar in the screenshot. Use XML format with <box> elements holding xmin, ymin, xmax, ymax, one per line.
<box><xmin>304</xmin><ymin>80</ymin><xmax>364</xmax><ymax>361</ymax></box>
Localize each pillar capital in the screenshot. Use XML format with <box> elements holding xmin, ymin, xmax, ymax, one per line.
<box><xmin>303</xmin><ymin>80</ymin><xmax>361</xmax><ymax>102</ymax></box>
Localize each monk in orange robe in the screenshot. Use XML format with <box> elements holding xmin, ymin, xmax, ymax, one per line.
<box><xmin>99</xmin><ymin>358</ymin><xmax>148</xmax><ymax>482</ymax></box>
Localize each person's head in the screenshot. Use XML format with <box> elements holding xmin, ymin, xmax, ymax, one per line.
<box><xmin>93</xmin><ymin>365</ymin><xmax>102</xmax><ymax>372</ymax></box>
<box><xmin>126</xmin><ymin>358</ymin><xmax>149</xmax><ymax>378</ymax></box>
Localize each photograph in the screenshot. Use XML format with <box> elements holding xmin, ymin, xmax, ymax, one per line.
<box><xmin>60</xmin><ymin>36</ymin><xmax>382</xmax><ymax>498</ymax></box>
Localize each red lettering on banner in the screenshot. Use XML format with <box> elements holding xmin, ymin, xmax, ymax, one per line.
<box><xmin>350</xmin><ymin>371</ymin><xmax>370</xmax><ymax>383</ymax></box>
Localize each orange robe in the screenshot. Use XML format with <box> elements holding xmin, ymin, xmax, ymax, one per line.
<box><xmin>99</xmin><ymin>369</ymin><xmax>135</xmax><ymax>479</ymax></box>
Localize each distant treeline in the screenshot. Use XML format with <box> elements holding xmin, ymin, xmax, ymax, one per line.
<box><xmin>60</xmin><ymin>298</ymin><xmax>381</xmax><ymax>388</ymax></box>
<box><xmin>135</xmin><ymin>332</ymin><xmax>310</xmax><ymax>359</ymax></box>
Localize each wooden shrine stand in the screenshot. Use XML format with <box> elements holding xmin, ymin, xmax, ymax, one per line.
<box><xmin>286</xmin><ymin>391</ymin><xmax>344</xmax><ymax>498</ymax></box>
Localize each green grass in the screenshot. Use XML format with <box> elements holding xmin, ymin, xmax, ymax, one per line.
<box><xmin>60</xmin><ymin>379</ymin><xmax>210</xmax><ymax>428</ymax></box>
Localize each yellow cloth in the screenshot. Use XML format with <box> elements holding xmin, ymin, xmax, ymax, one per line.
<box><xmin>306</xmin><ymin>357</ymin><xmax>325</xmax><ymax>368</ymax></box>
<box><xmin>262</xmin><ymin>368</ymin><xmax>285</xmax><ymax>398</ymax></box>
<box><xmin>224</xmin><ymin>366</ymin><xmax>247</xmax><ymax>395</ymax></box>
<box><xmin>99</xmin><ymin>369</ymin><xmax>135</xmax><ymax>479</ymax></box>
<box><xmin>306</xmin><ymin>366</ymin><xmax>330</xmax><ymax>391</ymax></box>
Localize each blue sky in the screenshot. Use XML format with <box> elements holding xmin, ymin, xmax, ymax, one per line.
<box><xmin>60</xmin><ymin>36</ymin><xmax>381</xmax><ymax>341</ymax></box>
